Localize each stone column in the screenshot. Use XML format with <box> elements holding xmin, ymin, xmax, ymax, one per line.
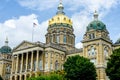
<box><xmin>31</xmin><ymin>51</ymin><xmax>33</xmax><ymax>71</ymax></box>
<box><xmin>20</xmin><ymin>75</ymin><xmax>22</xmax><ymax>80</ymax></box>
<box><xmin>11</xmin><ymin>56</ymin><xmax>14</xmax><ymax>74</ymax></box>
<box><xmin>36</xmin><ymin>50</ymin><xmax>39</xmax><ymax>71</ymax></box>
<box><xmin>16</xmin><ymin>54</ymin><xmax>19</xmax><ymax>73</ymax></box>
<box><xmin>26</xmin><ymin>52</ymin><xmax>28</xmax><ymax>72</ymax></box>
<box><xmin>21</xmin><ymin>54</ymin><xmax>23</xmax><ymax>73</ymax></box>
<box><xmin>25</xmin><ymin>74</ymin><xmax>27</xmax><ymax>80</ymax></box>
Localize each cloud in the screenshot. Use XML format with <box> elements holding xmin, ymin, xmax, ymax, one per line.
<box><xmin>75</xmin><ymin>42</ymin><xmax>83</xmax><ymax>49</ymax></box>
<box><xmin>0</xmin><ymin>14</ymin><xmax>48</xmax><ymax>48</ymax></box>
<box><xmin>18</xmin><ymin>0</ymin><xmax>58</xmax><ymax>11</ymax></box>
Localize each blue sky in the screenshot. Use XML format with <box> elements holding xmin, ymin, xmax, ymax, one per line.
<box><xmin>0</xmin><ymin>0</ymin><xmax>120</xmax><ymax>48</ymax></box>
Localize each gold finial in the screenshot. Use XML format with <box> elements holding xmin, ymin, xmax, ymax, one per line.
<box><xmin>94</xmin><ymin>10</ymin><xmax>98</xmax><ymax>20</ymax></box>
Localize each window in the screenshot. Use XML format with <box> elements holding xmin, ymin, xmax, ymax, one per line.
<box><xmin>50</xmin><ymin>61</ymin><xmax>53</xmax><ymax>70</ymax></box>
<box><xmin>51</xmin><ymin>53</ymin><xmax>53</xmax><ymax>58</ymax></box>
<box><xmin>89</xmin><ymin>33</ymin><xmax>95</xmax><ymax>39</ymax></box>
<box><xmin>45</xmin><ymin>62</ymin><xmax>48</xmax><ymax>71</ymax></box>
<box><xmin>39</xmin><ymin>59</ymin><xmax>42</xmax><ymax>70</ymax></box>
<box><xmin>91</xmin><ymin>47</ymin><xmax>95</xmax><ymax>55</ymax></box>
<box><xmin>104</xmin><ymin>47</ymin><xmax>108</xmax><ymax>57</ymax></box>
<box><xmin>88</xmin><ymin>46</ymin><xmax>96</xmax><ymax>56</ymax></box>
<box><xmin>33</xmin><ymin>60</ymin><xmax>36</xmax><ymax>71</ymax></box>
<box><xmin>63</xmin><ymin>35</ymin><xmax>66</xmax><ymax>43</ymax></box>
<box><xmin>56</xmin><ymin>35</ymin><xmax>59</xmax><ymax>43</ymax></box>
<box><xmin>6</xmin><ymin>65</ymin><xmax>10</xmax><ymax>72</ymax></box>
<box><xmin>55</xmin><ymin>60</ymin><xmax>59</xmax><ymax>70</ymax></box>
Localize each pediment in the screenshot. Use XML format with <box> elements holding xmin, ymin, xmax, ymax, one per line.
<box><xmin>13</xmin><ymin>41</ymin><xmax>36</xmax><ymax>51</ymax></box>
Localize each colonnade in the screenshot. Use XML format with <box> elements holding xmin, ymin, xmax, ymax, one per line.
<box><xmin>11</xmin><ymin>50</ymin><xmax>43</xmax><ymax>80</ymax></box>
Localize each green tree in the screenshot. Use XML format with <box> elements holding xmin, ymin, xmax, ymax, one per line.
<box><xmin>0</xmin><ymin>76</ymin><xmax>3</xmax><ymax>80</ymax></box>
<box><xmin>63</xmin><ymin>55</ymin><xmax>97</xmax><ymax>80</ymax></box>
<box><xmin>106</xmin><ymin>48</ymin><xmax>120</xmax><ymax>80</ymax></box>
<box><xmin>27</xmin><ymin>73</ymin><xmax>66</xmax><ymax>80</ymax></box>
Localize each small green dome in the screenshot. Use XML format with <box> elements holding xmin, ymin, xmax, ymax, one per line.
<box><xmin>0</xmin><ymin>37</ymin><xmax>12</xmax><ymax>54</ymax></box>
<box><xmin>0</xmin><ymin>46</ymin><xmax>12</xmax><ymax>53</ymax></box>
<box><xmin>87</xmin><ymin>20</ymin><xmax>106</xmax><ymax>31</ymax></box>
<box><xmin>87</xmin><ymin>11</ymin><xmax>106</xmax><ymax>31</ymax></box>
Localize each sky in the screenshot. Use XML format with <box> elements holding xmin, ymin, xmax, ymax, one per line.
<box><xmin>0</xmin><ymin>0</ymin><xmax>120</xmax><ymax>49</ymax></box>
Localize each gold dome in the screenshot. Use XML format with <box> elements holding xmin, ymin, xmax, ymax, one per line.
<box><xmin>48</xmin><ymin>2</ymin><xmax>72</xmax><ymax>26</ymax></box>
<box><xmin>49</xmin><ymin>14</ymin><xmax>72</xmax><ymax>26</ymax></box>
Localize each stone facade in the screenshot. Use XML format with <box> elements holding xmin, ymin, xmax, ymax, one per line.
<box><xmin>0</xmin><ymin>2</ymin><xmax>119</xmax><ymax>80</ymax></box>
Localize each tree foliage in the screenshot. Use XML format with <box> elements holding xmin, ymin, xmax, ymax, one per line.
<box><xmin>106</xmin><ymin>48</ymin><xmax>120</xmax><ymax>80</ymax></box>
<box><xmin>27</xmin><ymin>73</ymin><xmax>66</xmax><ymax>80</ymax></box>
<box><xmin>63</xmin><ymin>55</ymin><xmax>97</xmax><ymax>80</ymax></box>
<box><xmin>0</xmin><ymin>76</ymin><xmax>3</xmax><ymax>80</ymax></box>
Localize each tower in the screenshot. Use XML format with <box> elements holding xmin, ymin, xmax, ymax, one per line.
<box><xmin>0</xmin><ymin>37</ymin><xmax>12</xmax><ymax>80</ymax></box>
<box><xmin>45</xmin><ymin>2</ymin><xmax>75</xmax><ymax>50</ymax></box>
<box><xmin>82</xmin><ymin>11</ymin><xmax>112</xmax><ymax>80</ymax></box>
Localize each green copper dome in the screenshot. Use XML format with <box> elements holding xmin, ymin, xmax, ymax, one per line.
<box><xmin>0</xmin><ymin>46</ymin><xmax>12</xmax><ymax>53</ymax></box>
<box><xmin>87</xmin><ymin>11</ymin><xmax>106</xmax><ymax>31</ymax></box>
<box><xmin>87</xmin><ymin>20</ymin><xmax>106</xmax><ymax>31</ymax></box>
<box><xmin>0</xmin><ymin>38</ymin><xmax>12</xmax><ymax>54</ymax></box>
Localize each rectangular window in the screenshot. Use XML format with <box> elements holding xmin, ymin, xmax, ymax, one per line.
<box><xmin>56</xmin><ymin>35</ymin><xmax>59</xmax><ymax>43</ymax></box>
<box><xmin>64</xmin><ymin>35</ymin><xmax>66</xmax><ymax>43</ymax></box>
<box><xmin>39</xmin><ymin>60</ymin><xmax>43</xmax><ymax>70</ymax></box>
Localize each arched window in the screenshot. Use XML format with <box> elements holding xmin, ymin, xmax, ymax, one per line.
<box><xmin>50</xmin><ymin>61</ymin><xmax>53</xmax><ymax>70</ymax></box>
<box><xmin>55</xmin><ymin>60</ymin><xmax>59</xmax><ymax>70</ymax></box>
<box><xmin>91</xmin><ymin>46</ymin><xmax>96</xmax><ymax>55</ymax></box>
<box><xmin>104</xmin><ymin>47</ymin><xmax>108</xmax><ymax>57</ymax></box>
<box><xmin>88</xmin><ymin>46</ymin><xmax>96</xmax><ymax>56</ymax></box>
<box><xmin>45</xmin><ymin>62</ymin><xmax>48</xmax><ymax>71</ymax></box>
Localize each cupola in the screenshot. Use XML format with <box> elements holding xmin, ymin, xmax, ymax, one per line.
<box><xmin>87</xmin><ymin>11</ymin><xmax>107</xmax><ymax>31</ymax></box>
<box><xmin>0</xmin><ymin>37</ymin><xmax>12</xmax><ymax>54</ymax></box>
<box><xmin>48</xmin><ymin>2</ymin><xmax>72</xmax><ymax>27</ymax></box>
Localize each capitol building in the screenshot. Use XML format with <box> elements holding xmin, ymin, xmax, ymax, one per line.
<box><xmin>0</xmin><ymin>2</ymin><xmax>120</xmax><ymax>80</ymax></box>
